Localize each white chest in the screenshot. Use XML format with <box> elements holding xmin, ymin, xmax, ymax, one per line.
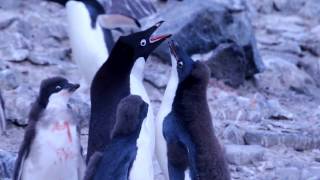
<box><xmin>66</xmin><ymin>1</ymin><xmax>108</xmax><ymax>83</ymax></box>
<box><xmin>22</xmin><ymin>121</ymin><xmax>82</xmax><ymax>180</ymax></box>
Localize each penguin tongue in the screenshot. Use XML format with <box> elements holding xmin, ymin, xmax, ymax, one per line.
<box><xmin>150</xmin><ymin>34</ymin><xmax>171</xmax><ymax>43</ymax></box>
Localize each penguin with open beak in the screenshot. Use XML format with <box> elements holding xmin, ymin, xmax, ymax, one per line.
<box><xmin>13</xmin><ymin>77</ymin><xmax>86</xmax><ymax>180</ymax></box>
<box><xmin>88</xmin><ymin>21</ymin><xmax>171</xmax><ymax>179</ymax></box>
<box><xmin>155</xmin><ymin>41</ymin><xmax>230</xmax><ymax>180</ymax></box>
<box><xmin>46</xmin><ymin>0</ymin><xmax>141</xmax><ymax>84</ymax></box>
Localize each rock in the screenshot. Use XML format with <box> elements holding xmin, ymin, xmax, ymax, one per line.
<box><xmin>68</xmin><ymin>97</ymin><xmax>90</xmax><ymax>127</ymax></box>
<box><xmin>275</xmin><ymin>167</ymin><xmax>301</xmax><ymax>180</ymax></box>
<box><xmin>4</xmin><ymin>86</ymin><xmax>37</xmax><ymax>126</ymax></box>
<box><xmin>244</xmin><ymin>130</ymin><xmax>320</xmax><ymax>150</ymax></box>
<box><xmin>223</xmin><ymin>124</ymin><xmax>245</xmax><ymax>144</ymax></box>
<box><xmin>101</xmin><ymin>0</ymin><xmax>156</xmax><ymax>19</ymax></box>
<box><xmin>0</xmin><ymin>150</ymin><xmax>16</xmax><ymax>179</ymax></box>
<box><xmin>254</xmin><ymin>56</ymin><xmax>317</xmax><ymax>97</ymax></box>
<box><xmin>27</xmin><ymin>48</ymin><xmax>70</xmax><ymax>65</ymax></box>
<box><xmin>143</xmin><ymin>0</ymin><xmax>264</xmax><ymax>76</ymax></box>
<box><xmin>0</xmin><ymin>11</ymin><xmax>18</xmax><ymax>29</ymax></box>
<box><xmin>302</xmin><ymin>167</ymin><xmax>320</xmax><ymax>179</ymax></box>
<box><xmin>0</xmin><ymin>69</ymin><xmax>22</xmax><ymax>90</ymax></box>
<box><xmin>299</xmin><ymin>0</ymin><xmax>320</xmax><ymax>21</ymax></box>
<box><xmin>144</xmin><ymin>57</ymin><xmax>170</xmax><ymax>89</ymax></box>
<box><xmin>205</xmin><ymin>43</ymin><xmax>247</xmax><ymax>88</ymax></box>
<box><xmin>0</xmin><ymin>0</ymin><xmax>21</xmax><ymax>9</ymax></box>
<box><xmin>225</xmin><ymin>145</ymin><xmax>265</xmax><ymax>165</ymax></box>
<box><xmin>0</xmin><ymin>32</ymin><xmax>30</xmax><ymax>62</ymax></box>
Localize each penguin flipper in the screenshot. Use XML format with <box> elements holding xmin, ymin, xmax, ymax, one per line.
<box><xmin>84</xmin><ymin>151</ymin><xmax>103</xmax><ymax>180</ymax></box>
<box><xmin>98</xmin><ymin>14</ymin><xmax>141</xmax><ymax>30</ymax></box>
<box><xmin>12</xmin><ymin>123</ymin><xmax>36</xmax><ymax>180</ymax></box>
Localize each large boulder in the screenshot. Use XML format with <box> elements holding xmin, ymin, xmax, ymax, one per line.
<box><xmin>101</xmin><ymin>0</ymin><xmax>156</xmax><ymax>19</ymax></box>
<box><xmin>142</xmin><ymin>0</ymin><xmax>264</xmax><ymax>78</ymax></box>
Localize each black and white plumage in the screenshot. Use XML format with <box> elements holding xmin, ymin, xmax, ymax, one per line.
<box><xmin>47</xmin><ymin>0</ymin><xmax>141</xmax><ymax>83</ymax></box>
<box><xmin>156</xmin><ymin>41</ymin><xmax>230</xmax><ymax>180</ymax></box>
<box><xmin>0</xmin><ymin>90</ymin><xmax>6</xmax><ymax>134</ymax></box>
<box><xmin>85</xmin><ymin>95</ymin><xmax>148</xmax><ymax>180</ymax></box>
<box><xmin>13</xmin><ymin>77</ymin><xmax>85</xmax><ymax>180</ymax></box>
<box><xmin>88</xmin><ymin>22</ymin><xmax>171</xmax><ymax>179</ymax></box>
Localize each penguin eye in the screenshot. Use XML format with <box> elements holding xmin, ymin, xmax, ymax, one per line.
<box><xmin>55</xmin><ymin>85</ymin><xmax>62</xmax><ymax>91</ymax></box>
<box><xmin>140</xmin><ymin>39</ymin><xmax>147</xmax><ymax>47</ymax></box>
<box><xmin>177</xmin><ymin>61</ymin><xmax>184</xmax><ymax>68</ymax></box>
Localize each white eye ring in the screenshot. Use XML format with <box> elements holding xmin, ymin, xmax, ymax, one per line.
<box><xmin>178</xmin><ymin>61</ymin><xmax>184</xmax><ymax>68</ymax></box>
<box><xmin>56</xmin><ymin>85</ymin><xmax>62</xmax><ymax>90</ymax></box>
<box><xmin>140</xmin><ymin>39</ymin><xmax>147</xmax><ymax>46</ymax></box>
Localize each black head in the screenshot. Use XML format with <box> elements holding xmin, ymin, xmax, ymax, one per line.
<box><xmin>118</xmin><ymin>21</ymin><xmax>171</xmax><ymax>60</ymax></box>
<box><xmin>169</xmin><ymin>40</ymin><xmax>194</xmax><ymax>82</ymax></box>
<box><xmin>46</xmin><ymin>0</ymin><xmax>70</xmax><ymax>6</ymax></box>
<box><xmin>38</xmin><ymin>77</ymin><xmax>80</xmax><ymax>107</ymax></box>
<box><xmin>111</xmin><ymin>95</ymin><xmax>149</xmax><ymax>139</ymax></box>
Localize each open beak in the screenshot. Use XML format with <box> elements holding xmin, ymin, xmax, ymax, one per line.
<box><xmin>147</xmin><ymin>21</ymin><xmax>172</xmax><ymax>44</ymax></box>
<box><xmin>168</xmin><ymin>40</ymin><xmax>180</xmax><ymax>61</ymax></box>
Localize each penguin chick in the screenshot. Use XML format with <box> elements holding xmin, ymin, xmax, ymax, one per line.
<box><xmin>13</xmin><ymin>77</ymin><xmax>85</xmax><ymax>180</ymax></box>
<box><xmin>157</xmin><ymin>41</ymin><xmax>230</xmax><ymax>180</ymax></box>
<box><xmin>85</xmin><ymin>95</ymin><xmax>148</xmax><ymax>180</ymax></box>
<box><xmin>46</xmin><ymin>0</ymin><xmax>141</xmax><ymax>84</ymax></box>
<box><xmin>0</xmin><ymin>90</ymin><xmax>6</xmax><ymax>134</ymax></box>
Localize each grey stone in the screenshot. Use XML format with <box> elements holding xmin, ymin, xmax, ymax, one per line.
<box><xmin>0</xmin><ymin>150</ymin><xmax>16</xmax><ymax>179</ymax></box>
<box><xmin>299</xmin><ymin>0</ymin><xmax>320</xmax><ymax>21</ymax></box>
<box><xmin>68</xmin><ymin>97</ymin><xmax>90</xmax><ymax>127</ymax></box>
<box><xmin>225</xmin><ymin>145</ymin><xmax>265</xmax><ymax>165</ymax></box>
<box><xmin>244</xmin><ymin>130</ymin><xmax>320</xmax><ymax>150</ymax></box>
<box><xmin>144</xmin><ymin>57</ymin><xmax>170</xmax><ymax>89</ymax></box>
<box><xmin>4</xmin><ymin>86</ymin><xmax>37</xmax><ymax>126</ymax></box>
<box><xmin>275</xmin><ymin>167</ymin><xmax>301</xmax><ymax>180</ymax></box>
<box><xmin>28</xmin><ymin>48</ymin><xmax>69</xmax><ymax>65</ymax></box>
<box><xmin>254</xmin><ymin>56</ymin><xmax>317</xmax><ymax>97</ymax></box>
<box><xmin>0</xmin><ymin>32</ymin><xmax>30</xmax><ymax>62</ymax></box>
<box><xmin>205</xmin><ymin>43</ymin><xmax>247</xmax><ymax>88</ymax></box>
<box><xmin>223</xmin><ymin>124</ymin><xmax>245</xmax><ymax>144</ymax></box>
<box><xmin>101</xmin><ymin>0</ymin><xmax>156</xmax><ymax>19</ymax></box>
<box><xmin>0</xmin><ymin>69</ymin><xmax>22</xmax><ymax>90</ymax></box>
<box><xmin>143</xmin><ymin>0</ymin><xmax>264</xmax><ymax>77</ymax></box>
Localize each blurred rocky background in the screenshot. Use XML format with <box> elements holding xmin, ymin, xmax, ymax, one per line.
<box><xmin>0</xmin><ymin>0</ymin><xmax>320</xmax><ymax>179</ymax></box>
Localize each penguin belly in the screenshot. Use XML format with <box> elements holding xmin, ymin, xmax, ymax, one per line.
<box><xmin>128</xmin><ymin>60</ymin><xmax>155</xmax><ymax>179</ymax></box>
<box><xmin>66</xmin><ymin>1</ymin><xmax>108</xmax><ymax>83</ymax></box>
<box><xmin>21</xmin><ymin>121</ymin><xmax>83</xmax><ymax>180</ymax></box>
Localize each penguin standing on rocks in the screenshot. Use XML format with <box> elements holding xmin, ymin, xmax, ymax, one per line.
<box><xmin>155</xmin><ymin>41</ymin><xmax>230</xmax><ymax>180</ymax></box>
<box><xmin>0</xmin><ymin>90</ymin><xmax>6</xmax><ymax>134</ymax></box>
<box><xmin>88</xmin><ymin>21</ymin><xmax>171</xmax><ymax>179</ymax></box>
<box><xmin>13</xmin><ymin>77</ymin><xmax>86</xmax><ymax>180</ymax></box>
<box><xmin>84</xmin><ymin>95</ymin><xmax>149</xmax><ymax>180</ymax></box>
<box><xmin>46</xmin><ymin>0</ymin><xmax>141</xmax><ymax>83</ymax></box>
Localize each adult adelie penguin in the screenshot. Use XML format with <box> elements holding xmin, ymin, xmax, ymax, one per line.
<box><xmin>84</xmin><ymin>95</ymin><xmax>149</xmax><ymax>180</ymax></box>
<box><xmin>46</xmin><ymin>0</ymin><xmax>141</xmax><ymax>83</ymax></box>
<box><xmin>155</xmin><ymin>41</ymin><xmax>230</xmax><ymax>180</ymax></box>
<box><xmin>0</xmin><ymin>90</ymin><xmax>6</xmax><ymax>134</ymax></box>
<box><xmin>13</xmin><ymin>77</ymin><xmax>85</xmax><ymax>180</ymax></box>
<box><xmin>88</xmin><ymin>21</ymin><xmax>171</xmax><ymax>179</ymax></box>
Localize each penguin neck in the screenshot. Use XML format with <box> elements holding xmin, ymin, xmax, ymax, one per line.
<box><xmin>173</xmin><ymin>75</ymin><xmax>208</xmax><ymax>120</ymax></box>
<box><xmin>131</xmin><ymin>57</ymin><xmax>146</xmax><ymax>81</ymax></box>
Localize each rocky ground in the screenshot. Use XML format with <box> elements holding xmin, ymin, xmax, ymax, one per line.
<box><xmin>0</xmin><ymin>0</ymin><xmax>320</xmax><ymax>179</ymax></box>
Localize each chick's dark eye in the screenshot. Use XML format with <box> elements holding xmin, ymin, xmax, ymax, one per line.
<box><xmin>140</xmin><ymin>39</ymin><xmax>146</xmax><ymax>46</ymax></box>
<box><xmin>177</xmin><ymin>61</ymin><xmax>184</xmax><ymax>68</ymax></box>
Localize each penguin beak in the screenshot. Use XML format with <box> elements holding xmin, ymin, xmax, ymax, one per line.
<box><xmin>147</xmin><ymin>21</ymin><xmax>172</xmax><ymax>44</ymax></box>
<box><xmin>67</xmin><ymin>83</ymin><xmax>80</xmax><ymax>92</ymax></box>
<box><xmin>168</xmin><ymin>40</ymin><xmax>181</xmax><ymax>61</ymax></box>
